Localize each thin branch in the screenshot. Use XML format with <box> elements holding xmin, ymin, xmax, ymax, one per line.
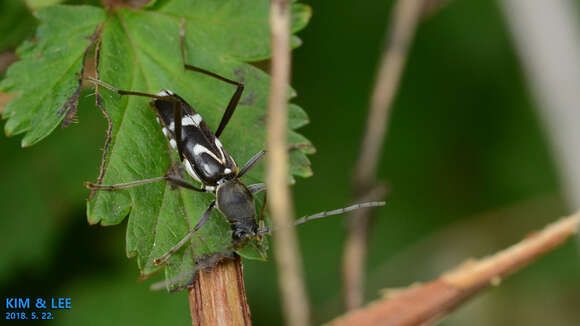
<box><xmin>343</xmin><ymin>0</ymin><xmax>424</xmax><ymax>310</ymax></box>
<box><xmin>329</xmin><ymin>211</ymin><xmax>580</xmax><ymax>326</ymax></box>
<box><xmin>266</xmin><ymin>0</ymin><xmax>311</xmax><ymax>325</ymax></box>
<box><xmin>188</xmin><ymin>256</ymin><xmax>252</xmax><ymax>326</ymax></box>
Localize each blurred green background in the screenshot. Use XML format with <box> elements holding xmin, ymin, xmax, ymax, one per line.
<box><xmin>1</xmin><ymin>0</ymin><xmax>579</xmax><ymax>325</ymax></box>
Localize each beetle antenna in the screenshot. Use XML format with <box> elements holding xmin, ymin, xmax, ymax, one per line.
<box><xmin>257</xmin><ymin>201</ymin><xmax>386</xmax><ymax>235</ymax></box>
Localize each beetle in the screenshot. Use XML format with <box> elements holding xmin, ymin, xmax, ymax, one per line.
<box><xmin>85</xmin><ymin>24</ymin><xmax>385</xmax><ymax>266</ymax></box>
<box><xmin>86</xmin><ymin>76</ymin><xmax>270</xmax><ymax>265</ymax></box>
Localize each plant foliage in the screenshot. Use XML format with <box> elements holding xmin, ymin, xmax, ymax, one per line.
<box><xmin>0</xmin><ymin>0</ymin><xmax>312</xmax><ymax>291</ymax></box>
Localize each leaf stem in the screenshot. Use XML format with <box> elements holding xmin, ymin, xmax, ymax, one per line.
<box><xmin>343</xmin><ymin>0</ymin><xmax>424</xmax><ymax>310</ymax></box>
<box><xmin>267</xmin><ymin>0</ymin><xmax>311</xmax><ymax>325</ymax></box>
<box><xmin>188</xmin><ymin>256</ymin><xmax>252</xmax><ymax>326</ymax></box>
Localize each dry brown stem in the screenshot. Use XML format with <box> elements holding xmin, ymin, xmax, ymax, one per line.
<box><xmin>330</xmin><ymin>212</ymin><xmax>580</xmax><ymax>326</ymax></box>
<box><xmin>188</xmin><ymin>256</ymin><xmax>252</xmax><ymax>326</ymax></box>
<box><xmin>265</xmin><ymin>0</ymin><xmax>311</xmax><ymax>325</ymax></box>
<box><xmin>343</xmin><ymin>0</ymin><xmax>424</xmax><ymax>310</ymax></box>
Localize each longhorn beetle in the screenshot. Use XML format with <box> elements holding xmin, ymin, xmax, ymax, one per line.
<box><xmin>86</xmin><ymin>23</ymin><xmax>385</xmax><ymax>266</ymax></box>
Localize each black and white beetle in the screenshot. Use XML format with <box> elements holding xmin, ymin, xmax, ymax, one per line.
<box><xmin>86</xmin><ymin>25</ymin><xmax>385</xmax><ymax>266</ymax></box>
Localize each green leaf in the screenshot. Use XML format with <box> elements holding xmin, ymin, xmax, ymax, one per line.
<box><xmin>1</xmin><ymin>5</ymin><xmax>105</xmax><ymax>147</ymax></box>
<box><xmin>2</xmin><ymin>1</ymin><xmax>312</xmax><ymax>291</ymax></box>
<box><xmin>25</xmin><ymin>0</ymin><xmax>65</xmax><ymax>11</ymax></box>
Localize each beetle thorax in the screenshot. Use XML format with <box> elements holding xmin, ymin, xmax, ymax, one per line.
<box><xmin>216</xmin><ymin>179</ymin><xmax>256</xmax><ymax>225</ymax></box>
<box><xmin>215</xmin><ymin>179</ymin><xmax>258</xmax><ymax>246</ymax></box>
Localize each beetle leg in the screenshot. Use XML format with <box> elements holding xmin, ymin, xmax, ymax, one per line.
<box><xmin>85</xmin><ymin>175</ymin><xmax>206</xmax><ymax>192</ymax></box>
<box><xmin>154</xmin><ymin>201</ymin><xmax>216</xmax><ymax>266</ymax></box>
<box><xmin>179</xmin><ymin>19</ymin><xmax>244</xmax><ymax>137</ymax></box>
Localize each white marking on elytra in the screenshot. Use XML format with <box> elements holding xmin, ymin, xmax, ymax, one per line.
<box><xmin>204</xmin><ymin>185</ymin><xmax>215</xmax><ymax>192</ymax></box>
<box><xmin>157</xmin><ymin>89</ymin><xmax>174</xmax><ymax>96</ymax></box>
<box><xmin>193</xmin><ymin>144</ymin><xmax>224</xmax><ymax>164</ymax></box>
<box><xmin>203</xmin><ymin>163</ymin><xmax>212</xmax><ymax>175</ymax></box>
<box><xmin>184</xmin><ymin>159</ymin><xmax>201</xmax><ymax>182</ymax></box>
<box><xmin>214</xmin><ymin>138</ymin><xmax>226</xmax><ymax>162</ymax></box>
<box><xmin>224</xmin><ymin>168</ymin><xmax>232</xmax><ymax>174</ymax></box>
<box><xmin>169</xmin><ymin>139</ymin><xmax>177</xmax><ymax>149</ymax></box>
<box><xmin>169</xmin><ymin>121</ymin><xmax>175</xmax><ymax>131</ymax></box>
<box><xmin>192</xmin><ymin>114</ymin><xmax>202</xmax><ymax>126</ymax></box>
<box><xmin>162</xmin><ymin>128</ymin><xmax>169</xmax><ymax>137</ymax></box>
<box><xmin>181</xmin><ymin>113</ymin><xmax>202</xmax><ymax>127</ymax></box>
<box><xmin>181</xmin><ymin>116</ymin><xmax>194</xmax><ymax>127</ymax></box>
